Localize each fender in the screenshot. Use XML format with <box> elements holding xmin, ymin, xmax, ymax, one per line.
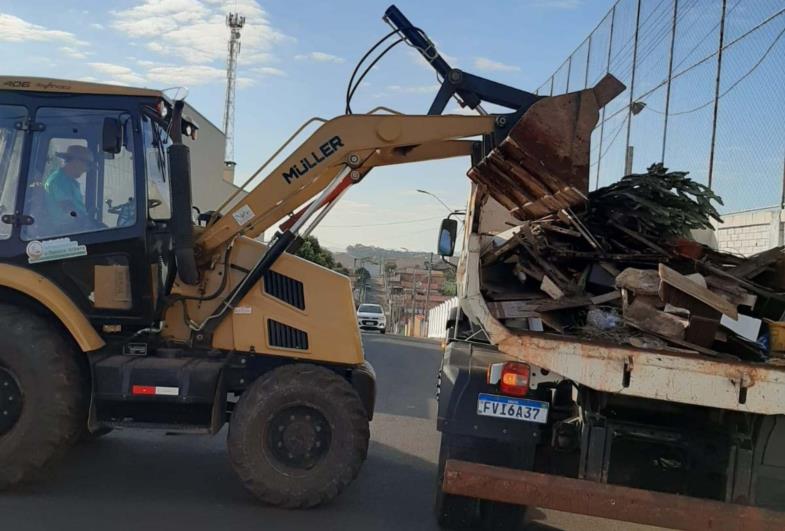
<box><xmin>0</xmin><ymin>264</ymin><xmax>105</xmax><ymax>351</ymax></box>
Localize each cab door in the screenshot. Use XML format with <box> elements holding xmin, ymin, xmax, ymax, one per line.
<box><xmin>18</xmin><ymin>104</ymin><xmax>154</xmax><ymax>326</ymax></box>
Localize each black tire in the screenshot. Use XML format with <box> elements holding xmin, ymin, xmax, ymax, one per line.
<box><xmin>435</xmin><ymin>433</ymin><xmax>528</xmax><ymax>530</ymax></box>
<box><xmin>0</xmin><ymin>304</ymin><xmax>84</xmax><ymax>489</ymax></box>
<box><xmin>380</xmin><ymin>329</ymin><xmax>386</xmax><ymax>334</ymax></box>
<box><xmin>228</xmin><ymin>363</ymin><xmax>370</xmax><ymax>508</ymax></box>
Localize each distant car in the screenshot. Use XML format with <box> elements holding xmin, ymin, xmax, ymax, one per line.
<box><xmin>357</xmin><ymin>304</ymin><xmax>386</xmax><ymax>334</ymax></box>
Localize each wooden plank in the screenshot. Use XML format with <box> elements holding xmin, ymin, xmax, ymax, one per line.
<box><xmin>728</xmin><ymin>246</ymin><xmax>784</xmax><ymax>279</ymax></box>
<box><xmin>609</xmin><ymin>221</ymin><xmax>671</xmax><ymax>256</ymax></box>
<box><xmin>541</xmin><ymin>275</ymin><xmax>565</xmax><ymax>299</ymax></box>
<box><xmin>487</xmin><ymin>296</ymin><xmax>592</xmax><ymax>318</ymax></box>
<box><xmin>590</xmin><ymin>291</ymin><xmax>622</xmax><ymax>305</ymax></box>
<box><xmin>659</xmin><ymin>263</ymin><xmax>738</xmax><ymax>319</ymax></box>
<box><xmin>539</xmin><ymin>222</ymin><xmax>582</xmax><ymax>238</ymax></box>
<box><xmin>486</xmin><ymin>301</ymin><xmax>541</xmax><ymax>319</ymax></box>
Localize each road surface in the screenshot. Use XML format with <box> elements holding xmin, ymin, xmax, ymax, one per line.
<box><xmin>0</xmin><ymin>334</ymin><xmax>660</xmax><ymax>530</ymax></box>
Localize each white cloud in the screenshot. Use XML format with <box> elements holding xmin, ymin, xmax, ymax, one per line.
<box><xmin>88</xmin><ymin>62</ymin><xmax>146</xmax><ymax>85</ymax></box>
<box><xmin>146</xmin><ymin>65</ymin><xmax>226</xmax><ymax>85</ymax></box>
<box><xmin>473</xmin><ymin>57</ymin><xmax>520</xmax><ymax>72</ymax></box>
<box><xmin>110</xmin><ymin>0</ymin><xmax>291</xmax><ymax>65</ymax></box>
<box><xmin>387</xmin><ymin>84</ymin><xmax>440</xmax><ymax>94</ymax></box>
<box><xmin>59</xmin><ymin>46</ymin><xmax>88</xmax><ymax>59</ymax></box>
<box><xmin>90</xmin><ymin>23</ymin><xmax>104</xmax><ymax>30</ymax></box>
<box><xmin>531</xmin><ymin>0</ymin><xmax>582</xmax><ymax>8</ymax></box>
<box><xmin>0</xmin><ymin>13</ymin><xmax>86</xmax><ymax>45</ymax></box>
<box><xmin>295</xmin><ymin>51</ymin><xmax>345</xmax><ymax>64</ymax></box>
<box><xmin>251</xmin><ymin>66</ymin><xmax>286</xmax><ymax>77</ymax></box>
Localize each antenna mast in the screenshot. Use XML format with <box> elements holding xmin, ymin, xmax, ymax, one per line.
<box><xmin>222</xmin><ymin>12</ymin><xmax>245</xmax><ymax>167</ymax></box>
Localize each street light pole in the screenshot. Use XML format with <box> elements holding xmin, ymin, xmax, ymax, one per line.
<box><xmin>417</xmin><ymin>189</ymin><xmax>454</xmax><ymax>214</ymax></box>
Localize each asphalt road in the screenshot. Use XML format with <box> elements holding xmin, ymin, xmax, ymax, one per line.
<box><xmin>0</xmin><ymin>334</ymin><xmax>660</xmax><ymax>531</ymax></box>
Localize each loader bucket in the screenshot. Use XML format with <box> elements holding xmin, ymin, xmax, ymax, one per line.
<box><xmin>468</xmin><ymin>74</ymin><xmax>625</xmax><ymax>220</ymax></box>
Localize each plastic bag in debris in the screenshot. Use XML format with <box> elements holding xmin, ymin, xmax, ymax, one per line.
<box><xmin>586</xmin><ymin>308</ymin><xmax>621</xmax><ymax>331</ymax></box>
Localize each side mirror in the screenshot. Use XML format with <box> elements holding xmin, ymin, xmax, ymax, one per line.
<box><xmin>102</xmin><ymin>117</ymin><xmax>122</xmax><ymax>154</ymax></box>
<box><xmin>437</xmin><ymin>218</ymin><xmax>458</xmax><ymax>257</ymax></box>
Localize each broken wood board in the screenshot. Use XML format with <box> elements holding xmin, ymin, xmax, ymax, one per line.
<box><xmin>624</xmin><ymin>299</ymin><xmax>688</xmax><ymax>340</ymax></box>
<box><xmin>659</xmin><ymin>263</ymin><xmax>738</xmax><ymax>319</ymax></box>
<box><xmin>615</xmin><ymin>268</ymin><xmax>660</xmax><ymax>295</ymax></box>
<box><xmin>541</xmin><ymin>275</ymin><xmax>565</xmax><ymax>299</ymax></box>
<box><xmin>590</xmin><ymin>291</ymin><xmax>622</xmax><ymax>305</ymax></box>
<box><xmin>487</xmin><ymin>296</ymin><xmax>592</xmax><ymax>319</ymax></box>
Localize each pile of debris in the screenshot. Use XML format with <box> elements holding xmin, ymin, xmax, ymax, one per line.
<box><xmin>481</xmin><ymin>164</ymin><xmax>785</xmax><ymax>363</ymax></box>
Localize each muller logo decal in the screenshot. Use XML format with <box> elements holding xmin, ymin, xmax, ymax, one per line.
<box><xmin>282</xmin><ymin>136</ymin><xmax>344</xmax><ymax>184</ymax></box>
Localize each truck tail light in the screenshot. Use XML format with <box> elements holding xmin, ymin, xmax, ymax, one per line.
<box><xmin>500</xmin><ymin>362</ymin><xmax>530</xmax><ymax>397</ymax></box>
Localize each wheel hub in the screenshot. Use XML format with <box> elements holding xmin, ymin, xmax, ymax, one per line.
<box><xmin>0</xmin><ymin>367</ymin><xmax>23</xmax><ymax>436</ymax></box>
<box><xmin>267</xmin><ymin>406</ymin><xmax>331</xmax><ymax>470</ymax></box>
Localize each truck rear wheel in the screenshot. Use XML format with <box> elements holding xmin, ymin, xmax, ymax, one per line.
<box><xmin>0</xmin><ymin>304</ymin><xmax>84</xmax><ymax>489</ymax></box>
<box><xmin>435</xmin><ymin>433</ymin><xmax>527</xmax><ymax>530</ymax></box>
<box><xmin>228</xmin><ymin>363</ymin><xmax>370</xmax><ymax>508</ymax></box>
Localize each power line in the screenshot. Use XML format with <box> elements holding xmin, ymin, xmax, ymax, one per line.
<box><xmin>321</xmin><ymin>216</ymin><xmax>443</xmax><ymax>228</ymax></box>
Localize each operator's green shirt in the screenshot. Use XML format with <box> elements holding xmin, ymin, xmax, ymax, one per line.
<box><xmin>43</xmin><ymin>168</ymin><xmax>88</xmax><ymax>222</ymax></box>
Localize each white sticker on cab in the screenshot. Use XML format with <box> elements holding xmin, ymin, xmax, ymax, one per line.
<box><xmin>232</xmin><ymin>205</ymin><xmax>255</xmax><ymax>226</ymax></box>
<box><xmin>26</xmin><ymin>238</ymin><xmax>87</xmax><ymax>264</ymax></box>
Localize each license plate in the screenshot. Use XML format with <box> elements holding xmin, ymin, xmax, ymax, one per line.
<box><xmin>362</xmin><ymin>320</ymin><xmax>376</xmax><ymax>325</ymax></box>
<box><xmin>477</xmin><ymin>393</ymin><xmax>549</xmax><ymax>424</ymax></box>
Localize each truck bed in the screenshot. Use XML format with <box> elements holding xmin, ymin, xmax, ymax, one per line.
<box><xmin>462</xmin><ymin>232</ymin><xmax>785</xmax><ymax>415</ymax></box>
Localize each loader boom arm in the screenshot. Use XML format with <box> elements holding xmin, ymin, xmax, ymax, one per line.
<box><xmin>197</xmin><ymin>114</ymin><xmax>497</xmax><ymax>254</ymax></box>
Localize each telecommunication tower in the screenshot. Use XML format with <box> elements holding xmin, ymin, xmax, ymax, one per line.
<box><xmin>222</xmin><ymin>12</ymin><xmax>245</xmax><ymax>167</ymax></box>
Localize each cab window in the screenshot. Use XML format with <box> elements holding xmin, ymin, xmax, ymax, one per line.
<box><xmin>0</xmin><ymin>105</ymin><xmax>26</xmax><ymax>240</ymax></box>
<box><xmin>142</xmin><ymin>114</ymin><xmax>172</xmax><ymax>220</ymax></box>
<box><xmin>21</xmin><ymin>107</ymin><xmax>136</xmax><ymax>241</ymax></box>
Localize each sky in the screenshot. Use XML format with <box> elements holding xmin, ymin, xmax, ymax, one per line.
<box><xmin>0</xmin><ymin>0</ymin><xmax>614</xmax><ymax>252</ymax></box>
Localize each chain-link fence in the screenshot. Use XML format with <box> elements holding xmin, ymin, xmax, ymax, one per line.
<box><xmin>536</xmin><ymin>0</ymin><xmax>785</xmax><ymax>214</ymax></box>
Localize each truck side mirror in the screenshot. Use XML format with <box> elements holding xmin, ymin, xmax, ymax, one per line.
<box><xmin>437</xmin><ymin>218</ymin><xmax>458</xmax><ymax>257</ymax></box>
<box><xmin>102</xmin><ymin>117</ymin><xmax>122</xmax><ymax>154</ymax></box>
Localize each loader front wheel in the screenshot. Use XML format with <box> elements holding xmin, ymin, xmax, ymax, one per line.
<box><xmin>0</xmin><ymin>304</ymin><xmax>83</xmax><ymax>490</ymax></box>
<box><xmin>228</xmin><ymin>363</ymin><xmax>370</xmax><ymax>508</ymax></box>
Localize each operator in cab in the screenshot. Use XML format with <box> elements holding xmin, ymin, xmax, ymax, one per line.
<box><xmin>44</xmin><ymin>144</ymin><xmax>93</xmax><ymax>230</ymax></box>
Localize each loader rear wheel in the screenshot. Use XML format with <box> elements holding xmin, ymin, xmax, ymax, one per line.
<box><xmin>0</xmin><ymin>304</ymin><xmax>83</xmax><ymax>490</ymax></box>
<box><xmin>228</xmin><ymin>363</ymin><xmax>370</xmax><ymax>508</ymax></box>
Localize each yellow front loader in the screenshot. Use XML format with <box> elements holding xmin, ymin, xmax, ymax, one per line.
<box><xmin>0</xmin><ymin>4</ymin><xmax>621</xmax><ymax>509</ymax></box>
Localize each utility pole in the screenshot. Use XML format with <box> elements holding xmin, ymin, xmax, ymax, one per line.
<box><xmin>424</xmin><ymin>253</ymin><xmax>433</xmax><ymax>332</ymax></box>
<box><xmin>409</xmin><ymin>268</ymin><xmax>418</xmax><ymax>336</ymax></box>
<box><xmin>222</xmin><ymin>12</ymin><xmax>245</xmax><ymax>168</ymax></box>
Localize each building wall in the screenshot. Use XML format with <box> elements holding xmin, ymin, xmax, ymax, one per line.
<box><xmin>713</xmin><ymin>207</ymin><xmax>783</xmax><ymax>256</ymax></box>
<box><xmin>182</xmin><ymin>103</ymin><xmax>243</xmax><ymax>212</ymax></box>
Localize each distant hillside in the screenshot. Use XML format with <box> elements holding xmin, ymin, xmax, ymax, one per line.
<box><xmin>337</xmin><ymin>244</ymin><xmax>456</xmax><ymax>276</ymax></box>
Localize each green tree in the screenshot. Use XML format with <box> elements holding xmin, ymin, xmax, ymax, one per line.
<box><xmin>440</xmin><ymin>265</ymin><xmax>457</xmax><ymax>296</ymax></box>
<box><xmin>294</xmin><ymin>236</ymin><xmax>349</xmax><ymax>274</ymax></box>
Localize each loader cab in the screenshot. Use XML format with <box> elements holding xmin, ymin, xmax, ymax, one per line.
<box><xmin>0</xmin><ymin>78</ymin><xmax>196</xmax><ymax>329</ymax></box>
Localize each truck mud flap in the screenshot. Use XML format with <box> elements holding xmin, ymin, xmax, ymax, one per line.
<box><xmin>443</xmin><ymin>459</ymin><xmax>785</xmax><ymax>531</ymax></box>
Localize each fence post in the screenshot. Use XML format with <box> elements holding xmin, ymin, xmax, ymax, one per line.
<box><xmin>707</xmin><ymin>0</ymin><xmax>727</xmax><ymax>189</ymax></box>
<box><xmin>624</xmin><ymin>0</ymin><xmax>643</xmax><ymax>175</ymax></box>
<box><xmin>566</xmin><ymin>56</ymin><xmax>573</xmax><ymax>92</ymax></box>
<box><xmin>595</xmin><ymin>5</ymin><xmax>617</xmax><ymax>190</ymax></box>
<box><xmin>661</xmin><ymin>0</ymin><xmax>679</xmax><ymax>163</ymax></box>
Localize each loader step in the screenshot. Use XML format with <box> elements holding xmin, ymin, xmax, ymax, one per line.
<box><xmin>90</xmin><ymin>355</ymin><xmax>226</xmax><ymax>431</ymax></box>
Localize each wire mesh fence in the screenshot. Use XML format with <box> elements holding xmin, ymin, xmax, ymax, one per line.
<box><xmin>536</xmin><ymin>0</ymin><xmax>785</xmax><ymax>215</ymax></box>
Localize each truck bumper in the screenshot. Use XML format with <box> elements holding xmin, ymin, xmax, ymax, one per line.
<box><xmin>443</xmin><ymin>459</ymin><xmax>785</xmax><ymax>531</ymax></box>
